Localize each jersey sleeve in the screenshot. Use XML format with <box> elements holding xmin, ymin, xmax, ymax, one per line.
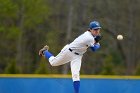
<box><xmin>86</xmin><ymin>37</ymin><xmax>96</xmax><ymax>47</ymax></box>
<box><xmin>90</xmin><ymin>43</ymin><xmax>100</xmax><ymax>52</ymax></box>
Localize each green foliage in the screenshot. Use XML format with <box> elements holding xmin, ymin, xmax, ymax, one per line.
<box><xmin>0</xmin><ymin>0</ymin><xmax>18</xmax><ymax>19</ymax></box>
<box><xmin>0</xmin><ymin>0</ymin><xmax>140</xmax><ymax>75</ymax></box>
<box><xmin>135</xmin><ymin>64</ymin><xmax>140</xmax><ymax>75</ymax></box>
<box><xmin>101</xmin><ymin>55</ymin><xmax>115</xmax><ymax>75</ymax></box>
<box><xmin>6</xmin><ymin>27</ymin><xmax>20</xmax><ymax>39</ymax></box>
<box><xmin>4</xmin><ymin>61</ymin><xmax>21</xmax><ymax>74</ymax></box>
<box><xmin>35</xmin><ymin>59</ymin><xmax>48</xmax><ymax>74</ymax></box>
<box><xmin>22</xmin><ymin>0</ymin><xmax>51</xmax><ymax>28</ymax></box>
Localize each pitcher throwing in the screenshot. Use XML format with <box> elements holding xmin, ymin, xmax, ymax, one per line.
<box><xmin>39</xmin><ymin>21</ymin><xmax>102</xmax><ymax>93</ymax></box>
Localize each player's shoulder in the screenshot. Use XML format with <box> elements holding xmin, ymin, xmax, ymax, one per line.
<box><xmin>77</xmin><ymin>31</ymin><xmax>93</xmax><ymax>40</ymax></box>
<box><xmin>82</xmin><ymin>31</ymin><xmax>90</xmax><ymax>36</ymax></box>
<box><xmin>84</xmin><ymin>31</ymin><xmax>93</xmax><ymax>38</ymax></box>
<box><xmin>81</xmin><ymin>31</ymin><xmax>94</xmax><ymax>42</ymax></box>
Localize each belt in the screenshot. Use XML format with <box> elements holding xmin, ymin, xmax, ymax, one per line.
<box><xmin>69</xmin><ymin>48</ymin><xmax>79</xmax><ymax>55</ymax></box>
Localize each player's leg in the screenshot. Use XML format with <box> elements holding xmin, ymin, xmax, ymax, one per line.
<box><xmin>44</xmin><ymin>45</ymin><xmax>72</xmax><ymax>66</ymax></box>
<box><xmin>43</xmin><ymin>50</ymin><xmax>54</xmax><ymax>59</ymax></box>
<box><xmin>70</xmin><ymin>56</ymin><xmax>82</xmax><ymax>93</ymax></box>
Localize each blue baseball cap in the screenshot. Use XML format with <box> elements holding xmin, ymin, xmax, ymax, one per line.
<box><xmin>89</xmin><ymin>21</ymin><xmax>101</xmax><ymax>29</ymax></box>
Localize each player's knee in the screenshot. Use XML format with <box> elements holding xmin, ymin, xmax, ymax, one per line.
<box><xmin>50</xmin><ymin>60</ymin><xmax>60</xmax><ymax>66</ymax></box>
<box><xmin>49</xmin><ymin>56</ymin><xmax>58</xmax><ymax>66</ymax></box>
<box><xmin>50</xmin><ymin>62</ymin><xmax>58</xmax><ymax>66</ymax></box>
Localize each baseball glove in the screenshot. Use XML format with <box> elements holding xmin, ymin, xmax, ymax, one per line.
<box><xmin>95</xmin><ymin>35</ymin><xmax>102</xmax><ymax>43</ymax></box>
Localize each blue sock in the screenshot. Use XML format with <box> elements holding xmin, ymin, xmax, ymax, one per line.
<box><xmin>43</xmin><ymin>50</ymin><xmax>53</xmax><ymax>59</ymax></box>
<box><xmin>73</xmin><ymin>81</ymin><xmax>80</xmax><ymax>93</ymax></box>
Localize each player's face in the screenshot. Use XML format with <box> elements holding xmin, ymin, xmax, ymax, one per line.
<box><xmin>91</xmin><ymin>29</ymin><xmax>100</xmax><ymax>36</ymax></box>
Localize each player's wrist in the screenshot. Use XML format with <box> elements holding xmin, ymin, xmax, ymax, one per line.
<box><xmin>90</xmin><ymin>44</ymin><xmax>100</xmax><ymax>52</ymax></box>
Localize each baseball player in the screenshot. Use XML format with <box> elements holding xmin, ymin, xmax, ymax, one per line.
<box><xmin>39</xmin><ymin>21</ymin><xmax>102</xmax><ymax>93</ymax></box>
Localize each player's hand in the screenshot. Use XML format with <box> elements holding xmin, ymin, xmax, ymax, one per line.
<box><xmin>95</xmin><ymin>35</ymin><xmax>102</xmax><ymax>43</ymax></box>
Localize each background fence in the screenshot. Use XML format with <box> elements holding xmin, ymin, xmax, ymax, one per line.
<box><xmin>0</xmin><ymin>74</ymin><xmax>140</xmax><ymax>93</ymax></box>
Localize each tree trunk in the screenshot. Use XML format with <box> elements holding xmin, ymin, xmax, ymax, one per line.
<box><xmin>16</xmin><ymin>4</ymin><xmax>25</xmax><ymax>71</ymax></box>
<box><xmin>125</xmin><ymin>0</ymin><xmax>135</xmax><ymax>75</ymax></box>
<box><xmin>62</xmin><ymin>0</ymin><xmax>73</xmax><ymax>74</ymax></box>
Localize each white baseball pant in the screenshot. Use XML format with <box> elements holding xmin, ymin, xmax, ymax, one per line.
<box><xmin>48</xmin><ymin>45</ymin><xmax>82</xmax><ymax>81</ymax></box>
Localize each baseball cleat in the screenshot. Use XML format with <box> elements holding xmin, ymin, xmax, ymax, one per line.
<box><xmin>43</xmin><ymin>45</ymin><xmax>49</xmax><ymax>50</ymax></box>
<box><xmin>39</xmin><ymin>45</ymin><xmax>49</xmax><ymax>56</ymax></box>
